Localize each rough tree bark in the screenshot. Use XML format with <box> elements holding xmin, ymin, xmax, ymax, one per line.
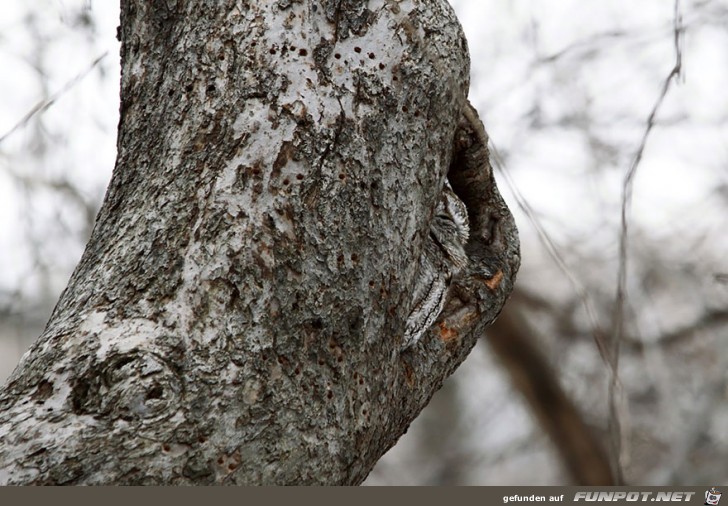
<box><xmin>0</xmin><ymin>0</ymin><xmax>519</xmax><ymax>485</ymax></box>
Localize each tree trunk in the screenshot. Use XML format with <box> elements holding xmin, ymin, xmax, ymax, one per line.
<box><xmin>0</xmin><ymin>0</ymin><xmax>519</xmax><ymax>485</ymax></box>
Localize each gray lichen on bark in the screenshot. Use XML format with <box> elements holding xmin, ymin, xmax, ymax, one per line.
<box><xmin>0</xmin><ymin>0</ymin><xmax>519</xmax><ymax>484</ymax></box>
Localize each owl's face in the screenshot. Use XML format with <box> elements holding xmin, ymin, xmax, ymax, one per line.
<box><xmin>430</xmin><ymin>181</ymin><xmax>469</xmax><ymax>272</ymax></box>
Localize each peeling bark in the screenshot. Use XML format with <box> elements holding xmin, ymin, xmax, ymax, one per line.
<box><xmin>0</xmin><ymin>0</ymin><xmax>519</xmax><ymax>485</ymax></box>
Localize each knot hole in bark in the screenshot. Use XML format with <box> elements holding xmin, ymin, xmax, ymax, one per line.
<box><xmin>447</xmin><ymin>103</ymin><xmax>495</xmax><ymax>254</ymax></box>
<box><xmin>70</xmin><ymin>351</ymin><xmax>182</xmax><ymax>423</ymax></box>
<box><xmin>431</xmin><ymin>102</ymin><xmax>519</xmax><ymax>346</ymax></box>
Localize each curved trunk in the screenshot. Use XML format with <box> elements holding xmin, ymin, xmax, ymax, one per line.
<box><xmin>0</xmin><ymin>0</ymin><xmax>518</xmax><ymax>484</ymax></box>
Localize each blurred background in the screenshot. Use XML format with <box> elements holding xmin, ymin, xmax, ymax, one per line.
<box><xmin>1</xmin><ymin>0</ymin><xmax>726</xmax><ymax>485</ymax></box>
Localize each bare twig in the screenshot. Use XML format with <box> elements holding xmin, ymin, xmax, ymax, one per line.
<box><xmin>0</xmin><ymin>52</ymin><xmax>108</xmax><ymax>146</ymax></box>
<box><xmin>537</xmin><ymin>29</ymin><xmax>628</xmax><ymax>64</ymax></box>
<box><xmin>610</xmin><ymin>0</ymin><xmax>684</xmax><ymax>484</ymax></box>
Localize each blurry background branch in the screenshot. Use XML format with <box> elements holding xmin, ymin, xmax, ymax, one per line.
<box><xmin>0</xmin><ymin>52</ymin><xmax>107</xmax><ymax>146</ymax></box>
<box><xmin>610</xmin><ymin>0</ymin><xmax>683</xmax><ymax>483</ymax></box>
<box><xmin>487</xmin><ymin>304</ymin><xmax>614</xmax><ymax>485</ymax></box>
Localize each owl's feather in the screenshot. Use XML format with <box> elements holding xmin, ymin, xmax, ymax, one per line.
<box><xmin>403</xmin><ymin>181</ymin><xmax>469</xmax><ymax>349</ymax></box>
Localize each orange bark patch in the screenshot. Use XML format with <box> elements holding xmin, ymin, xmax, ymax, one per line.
<box><xmin>484</xmin><ymin>269</ymin><xmax>504</xmax><ymax>291</ymax></box>
<box><xmin>438</xmin><ymin>322</ymin><xmax>459</xmax><ymax>343</ymax></box>
<box><xmin>403</xmin><ymin>361</ymin><xmax>415</xmax><ymax>389</ymax></box>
